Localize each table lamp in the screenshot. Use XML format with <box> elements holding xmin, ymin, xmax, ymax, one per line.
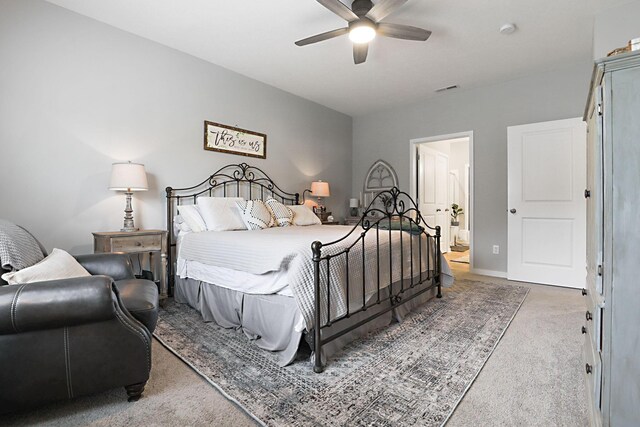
<box><xmin>310</xmin><ymin>180</ymin><xmax>330</xmax><ymax>213</ymax></box>
<box><xmin>349</xmin><ymin>198</ymin><xmax>359</xmax><ymax>216</ymax></box>
<box><xmin>109</xmin><ymin>161</ymin><xmax>148</xmax><ymax>232</ymax></box>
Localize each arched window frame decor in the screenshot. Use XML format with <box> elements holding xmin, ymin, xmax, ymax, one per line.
<box><xmin>362</xmin><ymin>159</ymin><xmax>399</xmax><ymax>210</ymax></box>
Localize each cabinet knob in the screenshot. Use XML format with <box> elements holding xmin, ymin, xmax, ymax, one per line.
<box><xmin>509</xmin><ymin>208</ymin><xmax>517</xmax><ymax>214</ymax></box>
<box><xmin>581</xmin><ymin>288</ymin><xmax>587</xmax><ymax>296</ymax></box>
<box><xmin>135</xmin><ymin>241</ymin><xmax>142</xmax><ymax>246</ymax></box>
<box><xmin>585</xmin><ymin>363</ymin><xmax>593</xmax><ymax>374</ymax></box>
<box><xmin>584</xmin><ymin>189</ymin><xmax>591</xmax><ymax>198</ymax></box>
<box><xmin>582</xmin><ymin>326</ymin><xmax>587</xmax><ymax>334</ymax></box>
<box><xmin>436</xmin><ymin>209</ymin><xmax>442</xmax><ymax>212</ymax></box>
<box><xmin>586</xmin><ymin>311</ymin><xmax>593</xmax><ymax>321</ymax></box>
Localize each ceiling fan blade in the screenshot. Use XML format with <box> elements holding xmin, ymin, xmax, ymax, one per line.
<box><xmin>295</xmin><ymin>27</ymin><xmax>349</xmax><ymax>46</ymax></box>
<box><xmin>353</xmin><ymin>43</ymin><xmax>369</xmax><ymax>64</ymax></box>
<box><xmin>377</xmin><ymin>23</ymin><xmax>431</xmax><ymax>41</ymax></box>
<box><xmin>316</xmin><ymin>0</ymin><xmax>359</xmax><ymax>22</ymax></box>
<box><xmin>366</xmin><ymin>0</ymin><xmax>407</xmax><ymax>22</ymax></box>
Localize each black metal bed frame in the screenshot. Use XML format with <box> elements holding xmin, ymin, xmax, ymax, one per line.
<box><xmin>165</xmin><ymin>163</ymin><xmax>441</xmax><ymax>373</ymax></box>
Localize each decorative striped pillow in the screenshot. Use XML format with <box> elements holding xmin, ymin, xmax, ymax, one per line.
<box><xmin>235</xmin><ymin>200</ymin><xmax>274</xmax><ymax>230</ymax></box>
<box><xmin>265</xmin><ymin>198</ymin><xmax>293</xmax><ymax>227</ymax></box>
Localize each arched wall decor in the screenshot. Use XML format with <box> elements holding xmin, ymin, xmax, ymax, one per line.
<box><xmin>362</xmin><ymin>159</ymin><xmax>399</xmax><ymax>208</ymax></box>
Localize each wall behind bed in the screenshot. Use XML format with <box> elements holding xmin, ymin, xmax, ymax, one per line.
<box><xmin>0</xmin><ymin>0</ymin><xmax>352</xmax><ymax>254</ymax></box>
<box><xmin>350</xmin><ymin>60</ymin><xmax>592</xmax><ymax>275</ymax></box>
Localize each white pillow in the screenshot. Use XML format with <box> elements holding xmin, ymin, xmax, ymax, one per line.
<box><xmin>177</xmin><ymin>205</ymin><xmax>207</xmax><ymax>233</ymax></box>
<box><xmin>173</xmin><ymin>216</ymin><xmax>193</xmax><ymax>235</ymax></box>
<box><xmin>236</xmin><ymin>200</ymin><xmax>274</xmax><ymax>230</ymax></box>
<box><xmin>197</xmin><ymin>197</ymin><xmax>247</xmax><ymax>231</ymax></box>
<box><xmin>265</xmin><ymin>198</ymin><xmax>293</xmax><ymax>227</ymax></box>
<box><xmin>290</xmin><ymin>205</ymin><xmax>322</xmax><ymax>226</ymax></box>
<box><xmin>1</xmin><ymin>248</ymin><xmax>91</xmax><ymax>285</ymax></box>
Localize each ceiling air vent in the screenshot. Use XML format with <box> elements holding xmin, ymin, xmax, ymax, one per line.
<box><xmin>435</xmin><ymin>85</ymin><xmax>459</xmax><ymax>93</ymax></box>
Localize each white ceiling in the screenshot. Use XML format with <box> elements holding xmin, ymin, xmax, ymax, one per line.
<box><xmin>46</xmin><ymin>0</ymin><xmax>627</xmax><ymax>117</ymax></box>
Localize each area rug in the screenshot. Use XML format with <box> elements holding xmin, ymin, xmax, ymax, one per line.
<box><xmin>451</xmin><ymin>254</ymin><xmax>470</xmax><ymax>264</ymax></box>
<box><xmin>154</xmin><ymin>279</ymin><xmax>528</xmax><ymax>427</ymax></box>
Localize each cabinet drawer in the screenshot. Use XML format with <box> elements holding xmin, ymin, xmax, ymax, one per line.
<box><xmin>584</xmin><ymin>298</ymin><xmax>603</xmax><ymax>353</ymax></box>
<box><xmin>583</xmin><ymin>328</ymin><xmax>602</xmax><ymax>418</ymax></box>
<box><xmin>109</xmin><ymin>234</ymin><xmax>162</xmax><ymax>253</ymax></box>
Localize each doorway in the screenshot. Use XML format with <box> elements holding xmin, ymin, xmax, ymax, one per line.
<box><xmin>410</xmin><ymin>132</ymin><xmax>473</xmax><ymax>271</ymax></box>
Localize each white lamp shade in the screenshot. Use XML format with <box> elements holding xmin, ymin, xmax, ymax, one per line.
<box><xmin>349</xmin><ymin>198</ymin><xmax>359</xmax><ymax>208</ymax></box>
<box><xmin>109</xmin><ymin>162</ymin><xmax>148</xmax><ymax>191</ymax></box>
<box><xmin>310</xmin><ymin>181</ymin><xmax>330</xmax><ymax>198</ymax></box>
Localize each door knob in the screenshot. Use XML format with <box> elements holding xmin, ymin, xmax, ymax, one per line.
<box><xmin>510</xmin><ymin>208</ymin><xmax>517</xmax><ymax>214</ymax></box>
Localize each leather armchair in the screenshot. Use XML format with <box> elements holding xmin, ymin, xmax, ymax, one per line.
<box><xmin>0</xmin><ymin>253</ymin><xmax>158</xmax><ymax>414</ymax></box>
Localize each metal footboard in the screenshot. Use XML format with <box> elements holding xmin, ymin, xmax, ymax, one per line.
<box><xmin>310</xmin><ymin>187</ymin><xmax>441</xmax><ymax>373</ymax></box>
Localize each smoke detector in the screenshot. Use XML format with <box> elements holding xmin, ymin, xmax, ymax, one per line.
<box><xmin>499</xmin><ymin>23</ymin><xmax>516</xmax><ymax>35</ymax></box>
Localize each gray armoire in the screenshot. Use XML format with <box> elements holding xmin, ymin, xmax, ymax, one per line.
<box><xmin>583</xmin><ymin>50</ymin><xmax>640</xmax><ymax>426</ymax></box>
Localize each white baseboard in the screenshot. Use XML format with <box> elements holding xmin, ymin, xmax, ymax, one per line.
<box><xmin>470</xmin><ymin>268</ymin><xmax>508</xmax><ymax>278</ymax></box>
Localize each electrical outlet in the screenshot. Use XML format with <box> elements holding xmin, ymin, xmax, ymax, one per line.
<box><xmin>492</xmin><ymin>245</ymin><xmax>500</xmax><ymax>255</ymax></box>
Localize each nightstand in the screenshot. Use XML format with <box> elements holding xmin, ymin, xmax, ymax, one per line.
<box><xmin>322</xmin><ymin>221</ymin><xmax>340</xmax><ymax>225</ymax></box>
<box><xmin>93</xmin><ymin>230</ymin><xmax>168</xmax><ymax>303</ymax></box>
<box><xmin>344</xmin><ymin>216</ymin><xmax>361</xmax><ymax>226</ymax></box>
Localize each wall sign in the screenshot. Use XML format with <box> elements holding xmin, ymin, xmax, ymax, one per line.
<box><xmin>204</xmin><ymin>121</ymin><xmax>267</xmax><ymax>159</ymax></box>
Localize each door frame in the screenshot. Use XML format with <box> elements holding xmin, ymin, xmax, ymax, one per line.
<box><xmin>410</xmin><ymin>131</ymin><xmax>474</xmax><ymax>270</ymax></box>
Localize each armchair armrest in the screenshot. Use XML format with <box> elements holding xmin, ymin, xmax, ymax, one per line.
<box><xmin>75</xmin><ymin>253</ymin><xmax>135</xmax><ymax>281</ymax></box>
<box><xmin>0</xmin><ymin>276</ymin><xmax>116</xmax><ymax>335</ymax></box>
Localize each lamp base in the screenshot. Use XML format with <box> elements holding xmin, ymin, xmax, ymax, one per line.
<box><xmin>121</xmin><ymin>192</ymin><xmax>139</xmax><ymax>232</ymax></box>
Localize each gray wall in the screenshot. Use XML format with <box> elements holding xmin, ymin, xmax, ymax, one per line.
<box><xmin>352</xmin><ymin>61</ymin><xmax>592</xmax><ymax>273</ymax></box>
<box><xmin>0</xmin><ymin>0</ymin><xmax>352</xmax><ymax>254</ymax></box>
<box><xmin>593</xmin><ymin>0</ymin><xmax>640</xmax><ymax>59</ymax></box>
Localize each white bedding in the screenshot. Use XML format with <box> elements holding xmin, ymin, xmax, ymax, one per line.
<box><xmin>177</xmin><ymin>258</ymin><xmax>292</xmax><ymax>296</ymax></box>
<box><xmin>178</xmin><ymin>225</ymin><xmax>349</xmax><ymax>274</ymax></box>
<box><xmin>178</xmin><ymin>224</ymin><xmax>453</xmax><ymax>331</ymax></box>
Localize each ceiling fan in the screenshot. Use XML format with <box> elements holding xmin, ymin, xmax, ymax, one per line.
<box><xmin>295</xmin><ymin>0</ymin><xmax>431</xmax><ymax>64</ymax></box>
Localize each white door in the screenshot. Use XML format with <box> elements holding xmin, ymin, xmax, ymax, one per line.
<box><xmin>418</xmin><ymin>145</ymin><xmax>450</xmax><ymax>252</ymax></box>
<box><xmin>507</xmin><ymin>118</ymin><xmax>586</xmax><ymax>288</ymax></box>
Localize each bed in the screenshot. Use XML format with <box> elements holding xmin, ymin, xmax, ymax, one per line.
<box><xmin>166</xmin><ymin>163</ymin><xmax>453</xmax><ymax>372</ymax></box>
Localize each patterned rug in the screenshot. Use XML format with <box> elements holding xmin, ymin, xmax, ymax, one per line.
<box><xmin>154</xmin><ymin>279</ymin><xmax>529</xmax><ymax>426</ymax></box>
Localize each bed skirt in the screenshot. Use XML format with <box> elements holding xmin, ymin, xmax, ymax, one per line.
<box><xmin>174</xmin><ymin>276</ymin><xmax>438</xmax><ymax>367</ymax></box>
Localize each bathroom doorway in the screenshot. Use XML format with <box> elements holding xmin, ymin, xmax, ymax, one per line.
<box><xmin>410</xmin><ymin>132</ymin><xmax>473</xmax><ymax>271</ymax></box>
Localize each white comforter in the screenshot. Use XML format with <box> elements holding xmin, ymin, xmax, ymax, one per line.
<box><xmin>178</xmin><ymin>225</ymin><xmax>452</xmax><ymax>330</ymax></box>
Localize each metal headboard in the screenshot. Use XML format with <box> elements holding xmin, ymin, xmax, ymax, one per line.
<box><xmin>165</xmin><ymin>162</ymin><xmax>304</xmax><ymax>291</ymax></box>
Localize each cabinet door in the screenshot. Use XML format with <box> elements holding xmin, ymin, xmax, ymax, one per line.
<box><xmin>586</xmin><ymin>87</ymin><xmax>604</xmax><ymax>297</ymax></box>
<box><xmin>608</xmin><ymin>64</ymin><xmax>640</xmax><ymax>427</ymax></box>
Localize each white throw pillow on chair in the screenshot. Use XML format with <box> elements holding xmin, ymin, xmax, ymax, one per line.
<box><xmin>1</xmin><ymin>248</ymin><xmax>91</xmax><ymax>285</ymax></box>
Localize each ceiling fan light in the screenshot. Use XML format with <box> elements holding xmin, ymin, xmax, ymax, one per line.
<box><xmin>349</xmin><ymin>25</ymin><xmax>376</xmax><ymax>44</ymax></box>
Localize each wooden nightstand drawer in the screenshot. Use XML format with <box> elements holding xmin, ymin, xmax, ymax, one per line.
<box><xmin>110</xmin><ymin>234</ymin><xmax>161</xmax><ymax>253</ymax></box>
<box><xmin>93</xmin><ymin>229</ymin><xmax>169</xmax><ymax>304</ymax></box>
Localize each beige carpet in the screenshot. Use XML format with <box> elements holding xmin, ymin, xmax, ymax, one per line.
<box><xmin>1</xmin><ymin>265</ymin><xmax>588</xmax><ymax>426</ymax></box>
